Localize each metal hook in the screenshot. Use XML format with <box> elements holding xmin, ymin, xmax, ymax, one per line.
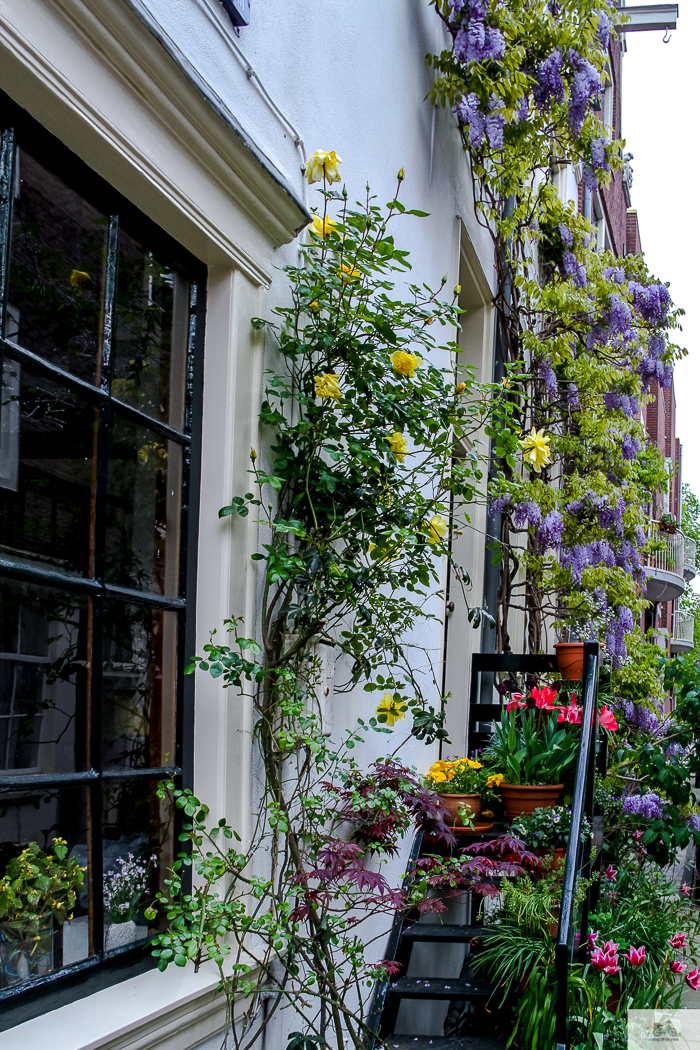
<box><xmin>663</xmin><ymin>28</ymin><xmax>672</xmax><ymax>43</ymax></box>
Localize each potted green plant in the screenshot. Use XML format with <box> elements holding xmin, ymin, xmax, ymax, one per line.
<box><xmin>0</xmin><ymin>839</ymin><xmax>84</xmax><ymax>988</ymax></box>
<box><xmin>510</xmin><ymin>806</ymin><xmax>592</xmax><ymax>877</ymax></box>
<box><xmin>484</xmin><ymin>702</ymin><xmax>580</xmax><ymax>819</ymax></box>
<box><xmin>424</xmin><ymin>758</ymin><xmax>501</xmax><ymax>827</ymax></box>
<box><xmin>659</xmin><ymin>512</ymin><xmax>678</xmax><ymax>535</ymax></box>
<box><xmin>103</xmin><ymin>853</ymin><xmax>154</xmax><ymax>951</ymax></box>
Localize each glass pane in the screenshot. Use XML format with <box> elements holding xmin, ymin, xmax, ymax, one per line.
<box><xmin>112</xmin><ymin>230</ymin><xmax>189</xmax><ymax>431</ymax></box>
<box><xmin>5</xmin><ymin>147</ymin><xmax>107</xmax><ymax>384</ymax></box>
<box><xmin>0</xmin><ymin>366</ymin><xmax>97</xmax><ymax>577</ymax></box>
<box><xmin>0</xmin><ymin>785</ymin><xmax>91</xmax><ymax>988</ymax></box>
<box><xmin>102</xmin><ymin>602</ymin><xmax>177</xmax><ymax>771</ymax></box>
<box><xmin>105</xmin><ymin>414</ymin><xmax>182</xmax><ymax>596</ymax></box>
<box><xmin>102</xmin><ymin>779</ymin><xmax>174</xmax><ymax>952</ymax></box>
<box><xmin>0</xmin><ymin>580</ymin><xmax>89</xmax><ymax>775</ymax></box>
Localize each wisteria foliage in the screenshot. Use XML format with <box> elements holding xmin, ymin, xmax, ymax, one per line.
<box><xmin>430</xmin><ymin>0</ymin><xmax>684</xmax><ymax>661</ymax></box>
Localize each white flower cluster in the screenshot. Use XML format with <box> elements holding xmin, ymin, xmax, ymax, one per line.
<box><xmin>103</xmin><ymin>853</ymin><xmax>155</xmax><ymax>923</ymax></box>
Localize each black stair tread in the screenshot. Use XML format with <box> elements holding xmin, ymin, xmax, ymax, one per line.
<box><xmin>386</xmin><ymin>1039</ymin><xmax>507</xmax><ymax>1050</ymax></box>
<box><xmin>401</xmin><ymin>924</ymin><xmax>495</xmax><ymax>943</ymax></box>
<box><xmin>387</xmin><ymin>976</ymin><xmax>495</xmax><ymax>1000</ymax></box>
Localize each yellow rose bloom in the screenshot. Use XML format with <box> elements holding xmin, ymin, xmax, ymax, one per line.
<box><xmin>314</xmin><ymin>374</ymin><xmax>342</xmax><ymax>401</ymax></box>
<box><xmin>486</xmin><ymin>773</ymin><xmax>505</xmax><ymax>788</ymax></box>
<box><xmin>455</xmin><ymin>382</ymin><xmax>466</xmax><ymax>395</ymax></box>
<box><xmin>304</xmin><ymin>149</ymin><xmax>342</xmax><ymax>184</ymax></box>
<box><xmin>386</xmin><ymin>432</ymin><xmax>408</xmax><ymax>462</ymax></box>
<box><xmin>70</xmin><ymin>269</ymin><xmax>91</xmax><ymax>288</ymax></box>
<box><xmin>425</xmin><ymin>514</ymin><xmax>448</xmax><ymax>544</ymax></box>
<box><xmin>521</xmin><ymin>427</ymin><xmax>552</xmax><ymax>472</ymax></box>
<box><xmin>375</xmin><ymin>691</ymin><xmax>408</xmax><ymax>727</ymax></box>
<box><xmin>390</xmin><ymin>350</ymin><xmax>421</xmax><ymax>377</ymax></box>
<box><xmin>308</xmin><ymin>215</ymin><xmax>337</xmax><ymax>238</ymax></box>
<box><xmin>339</xmin><ymin>264</ymin><xmax>361</xmax><ymax>282</ymax></box>
<box><xmin>466</xmin><ymin>759</ymin><xmax>482</xmax><ymax>769</ymax></box>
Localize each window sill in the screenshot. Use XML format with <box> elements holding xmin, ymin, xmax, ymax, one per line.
<box><xmin>0</xmin><ymin>961</ymin><xmax>226</xmax><ymax>1050</ymax></box>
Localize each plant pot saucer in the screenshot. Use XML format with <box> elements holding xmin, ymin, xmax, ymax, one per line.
<box><xmin>453</xmin><ymin>822</ymin><xmax>494</xmax><ymax>834</ymax></box>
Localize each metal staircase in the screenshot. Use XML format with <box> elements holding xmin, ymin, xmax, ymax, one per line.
<box><xmin>366</xmin><ymin>644</ymin><xmax>602</xmax><ymax>1050</ymax></box>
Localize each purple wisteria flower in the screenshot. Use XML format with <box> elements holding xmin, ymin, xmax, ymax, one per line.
<box><xmin>516</xmin><ymin>94</ymin><xmax>530</xmax><ymax>123</ymax></box>
<box><xmin>512</xmin><ymin>501</ymin><xmax>543</xmax><ymax>529</ymax></box>
<box><xmin>593</xmin><ymin>587</ymin><xmax>608</xmax><ymax>614</ymax></box>
<box><xmin>629</xmin><ymin>281</ymin><xmax>671</xmax><ymax>324</ymax></box>
<box><xmin>606</xmin><ymin>293</ymin><xmax>632</xmax><ymax>336</ymax></box>
<box><xmin>603</xmin><ymin>266</ymin><xmax>625</xmax><ymax>284</ymax></box>
<box><xmin>489</xmin><ymin>493</ymin><xmax>511</xmax><ymax>516</ymax></box>
<box><xmin>455</xmin><ymin>94</ymin><xmax>504</xmax><ymax>148</ymax></box>
<box><xmin>637</xmin><ymin>332</ymin><xmax>673</xmax><ymax>390</ymax></box>
<box><xmin>559</xmin><ymin>223</ymin><xmax>573</xmax><ymax>248</ymax></box>
<box><xmin>533</xmin><ymin>50</ymin><xmax>565</xmax><ymax>110</ymax></box>
<box><xmin>687</xmin><ymin>814</ymin><xmax>700</xmax><ymax>834</ymax></box>
<box><xmin>621</xmin><ymin>793</ymin><xmax>665</xmax><ymax>820</ymax></box>
<box><xmin>562</xmin><ymin>250</ymin><xmax>587</xmax><ymax>288</ymax></box>
<box><xmin>568</xmin><ymin>383</ymin><xmax>580</xmax><ymax>409</ymax></box>
<box><xmin>540</xmin><ymin>357</ymin><xmax>558</xmax><ymax>398</ymax></box>
<box><xmin>538</xmin><ymin>510</ymin><xmax>565</xmax><ymax>549</ymax></box>
<box><xmin>597</xmin><ymin>10</ymin><xmax>611</xmax><ymax>49</ymax></box>
<box><xmin>621</xmin><ymin>700</ymin><xmax>661</xmax><ymax>735</ymax></box>
<box><xmin>621</xmin><ymin>434</ymin><xmax>641</xmax><ymax>460</ymax></box>
<box><xmin>568</xmin><ymin>50</ymin><xmax>601</xmax><ymax>135</ymax></box>
<box><xmin>583</xmin><ymin>136</ymin><xmax>611</xmax><ymax>190</ymax></box>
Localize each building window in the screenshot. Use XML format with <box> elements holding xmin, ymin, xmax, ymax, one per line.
<box><xmin>0</xmin><ymin>95</ymin><xmax>204</xmax><ymax>1019</ymax></box>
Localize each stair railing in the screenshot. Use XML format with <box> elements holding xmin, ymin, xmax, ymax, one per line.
<box><xmin>554</xmin><ymin>640</ymin><xmax>600</xmax><ymax>1050</ymax></box>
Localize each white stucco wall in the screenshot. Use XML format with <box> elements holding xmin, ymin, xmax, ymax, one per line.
<box><xmin>0</xmin><ymin>0</ymin><xmax>497</xmax><ymax>1045</ymax></box>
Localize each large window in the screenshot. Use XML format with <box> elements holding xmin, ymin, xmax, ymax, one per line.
<box><xmin>0</xmin><ymin>96</ymin><xmax>204</xmax><ymax>1024</ymax></box>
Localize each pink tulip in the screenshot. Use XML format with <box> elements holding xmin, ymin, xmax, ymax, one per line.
<box><xmin>671</xmin><ymin>960</ymin><xmax>687</xmax><ymax>975</ymax></box>
<box><xmin>602</xmin><ymin>940</ymin><xmax>620</xmax><ymax>955</ymax></box>
<box><xmin>633</xmin><ymin>829</ymin><xmax>643</xmax><ymax>843</ymax></box>
<box><xmin>591</xmin><ymin>947</ymin><xmax>621</xmax><ymax>976</ymax></box>
<box><xmin>670</xmin><ymin>934</ymin><xmax>688</xmax><ymax>950</ymax></box>
<box><xmin>598</xmin><ymin>706</ymin><xmax>619</xmax><ymax>731</ymax></box>
<box><xmin>588</xmin><ymin>931</ymin><xmax>599</xmax><ymax>951</ymax></box>
<box><xmin>681</xmin><ymin>883</ymin><xmax>691</xmax><ymax>897</ymax></box>
<box><xmin>623</xmin><ymin>945</ymin><xmax>646</xmax><ymax>967</ymax></box>
<box><xmin>686</xmin><ymin>968</ymin><xmax>700</xmax><ymax>991</ymax></box>
<box><xmin>506</xmin><ymin>693</ymin><xmax>526</xmax><ymax>712</ymax></box>
<box><xmin>604</xmin><ymin>865</ymin><xmax>617</xmax><ymax>882</ymax></box>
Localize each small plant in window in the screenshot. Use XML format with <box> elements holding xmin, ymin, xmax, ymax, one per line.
<box><xmin>103</xmin><ymin>853</ymin><xmax>156</xmax><ymax>924</ymax></box>
<box><xmin>659</xmin><ymin>511</ymin><xmax>678</xmax><ymax>534</ymax></box>
<box><xmin>0</xmin><ymin>838</ymin><xmax>84</xmax><ymax>933</ymax></box>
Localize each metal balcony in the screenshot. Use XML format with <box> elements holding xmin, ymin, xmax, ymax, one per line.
<box><xmin>671</xmin><ymin>610</ymin><xmax>695</xmax><ymax>654</ymax></box>
<box><xmin>683</xmin><ymin>535</ymin><xmax>697</xmax><ymax>583</ymax></box>
<box><xmin>643</xmin><ymin>521</ymin><xmax>686</xmax><ymax>603</ymax></box>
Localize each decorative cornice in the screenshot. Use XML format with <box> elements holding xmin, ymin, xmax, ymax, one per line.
<box><xmin>0</xmin><ymin>0</ymin><xmax>310</xmax><ymax>284</ymax></box>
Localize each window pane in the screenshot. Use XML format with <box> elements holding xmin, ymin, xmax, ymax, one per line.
<box><xmin>105</xmin><ymin>415</ymin><xmax>182</xmax><ymax>596</ymax></box>
<box><xmin>112</xmin><ymin>231</ymin><xmax>189</xmax><ymax>431</ymax></box>
<box><xmin>0</xmin><ymin>785</ymin><xmax>91</xmax><ymax>988</ymax></box>
<box><xmin>0</xmin><ymin>367</ymin><xmax>97</xmax><ymax>577</ymax></box>
<box><xmin>5</xmin><ymin>147</ymin><xmax>107</xmax><ymax>384</ymax></box>
<box><xmin>102</xmin><ymin>602</ymin><xmax>177</xmax><ymax>771</ymax></box>
<box><xmin>102</xmin><ymin>779</ymin><xmax>174</xmax><ymax>952</ymax></box>
<box><xmin>0</xmin><ymin>580</ymin><xmax>89</xmax><ymax>774</ymax></box>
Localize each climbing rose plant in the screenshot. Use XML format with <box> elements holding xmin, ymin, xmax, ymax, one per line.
<box><xmin>148</xmin><ymin>165</ymin><xmax>495</xmax><ymax>1050</ymax></box>
<box><xmin>429</xmin><ymin>0</ymin><xmax>684</xmax><ymax>663</ymax></box>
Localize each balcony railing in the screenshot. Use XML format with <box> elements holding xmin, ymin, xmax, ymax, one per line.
<box><xmin>684</xmin><ymin>535</ymin><xmax>697</xmax><ymax>577</ymax></box>
<box><xmin>644</xmin><ymin>520</ymin><xmax>685</xmax><ymax>578</ymax></box>
<box><xmin>671</xmin><ymin>609</ymin><xmax>695</xmax><ymax>653</ymax></box>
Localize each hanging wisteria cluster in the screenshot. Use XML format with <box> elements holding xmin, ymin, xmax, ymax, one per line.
<box><xmin>429</xmin><ymin>0</ymin><xmax>683</xmax><ymax>664</ymax></box>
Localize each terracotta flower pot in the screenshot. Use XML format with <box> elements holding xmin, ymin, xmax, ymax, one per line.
<box><xmin>533</xmin><ymin>847</ymin><xmax>567</xmax><ymax>880</ymax></box>
<box><xmin>438</xmin><ymin>793</ymin><xmax>482</xmax><ymax>827</ymax></box>
<box><xmin>554</xmin><ymin>642</ymin><xmax>585</xmax><ymax>681</ymax></box>
<box><xmin>501</xmin><ymin>783</ymin><xmax>563</xmax><ymax>820</ymax></box>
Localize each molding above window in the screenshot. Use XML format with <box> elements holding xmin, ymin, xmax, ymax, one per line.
<box><xmin>0</xmin><ymin>0</ymin><xmax>309</xmax><ymax>286</ymax></box>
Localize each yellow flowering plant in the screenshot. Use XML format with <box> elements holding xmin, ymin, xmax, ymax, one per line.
<box><xmin>425</xmin><ymin>758</ymin><xmax>501</xmax><ymax>806</ymax></box>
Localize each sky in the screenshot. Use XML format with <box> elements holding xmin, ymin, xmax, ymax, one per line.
<box><xmin>622</xmin><ymin>7</ymin><xmax>700</xmax><ymax>497</ymax></box>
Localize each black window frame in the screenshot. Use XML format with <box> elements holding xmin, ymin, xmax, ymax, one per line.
<box><xmin>0</xmin><ymin>92</ymin><xmax>205</xmax><ymax>1030</ymax></box>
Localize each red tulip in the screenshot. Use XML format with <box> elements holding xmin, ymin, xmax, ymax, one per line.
<box><xmin>531</xmin><ymin>686</ymin><xmax>559</xmax><ymax>709</ymax></box>
<box><xmin>670</xmin><ymin>934</ymin><xmax>688</xmax><ymax>949</ymax></box>
<box><xmin>671</xmin><ymin>960</ymin><xmax>687</xmax><ymax>975</ymax></box>
<box><xmin>604</xmin><ymin>865</ymin><xmax>617</xmax><ymax>882</ymax></box>
<box><xmin>598</xmin><ymin>706</ymin><xmax>619</xmax><ymax>731</ymax></box>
